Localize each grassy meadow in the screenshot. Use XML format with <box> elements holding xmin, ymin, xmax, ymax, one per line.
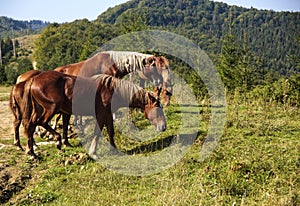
<box><xmin>0</xmin><ymin>88</ymin><xmax>299</xmax><ymax>205</ymax></box>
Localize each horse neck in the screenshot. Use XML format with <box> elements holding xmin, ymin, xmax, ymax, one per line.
<box><xmin>106</xmin><ymin>51</ymin><xmax>152</xmax><ymax>75</ymax></box>
<box><xmin>129</xmin><ymin>90</ymin><xmax>148</xmax><ymax>110</ymax></box>
<box><xmin>113</xmin><ymin>79</ymin><xmax>147</xmax><ymax>110</ymax></box>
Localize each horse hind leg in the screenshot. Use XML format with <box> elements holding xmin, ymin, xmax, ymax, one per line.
<box><xmin>40</xmin><ymin>105</ymin><xmax>63</xmax><ymax>150</ymax></box>
<box><xmin>13</xmin><ymin>116</ymin><xmax>24</xmax><ymax>151</ymax></box>
<box><xmin>25</xmin><ymin>123</ymin><xmax>38</xmax><ymax>158</ymax></box>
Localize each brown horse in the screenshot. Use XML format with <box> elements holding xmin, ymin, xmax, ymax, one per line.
<box><xmin>54</xmin><ymin>51</ymin><xmax>172</xmax><ymax>126</ymax></box>
<box><xmin>9</xmin><ymin>80</ymin><xmax>71</xmax><ymax>152</ymax></box>
<box><xmin>55</xmin><ymin>51</ymin><xmax>172</xmax><ymax>105</ymax></box>
<box><xmin>9</xmin><ymin>81</ymin><xmax>27</xmax><ymax>150</ymax></box>
<box><xmin>21</xmin><ymin>71</ymin><xmax>166</xmax><ymax>157</ymax></box>
<box><xmin>11</xmin><ymin>70</ymin><xmax>70</xmax><ymax>150</ymax></box>
<box><xmin>10</xmin><ymin>70</ymin><xmax>42</xmax><ymax>150</ymax></box>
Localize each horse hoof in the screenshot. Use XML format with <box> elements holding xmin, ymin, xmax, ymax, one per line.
<box><xmin>26</xmin><ymin>150</ymin><xmax>37</xmax><ymax>159</ymax></box>
<box><xmin>55</xmin><ymin>142</ymin><xmax>62</xmax><ymax>150</ymax></box>
<box><xmin>90</xmin><ymin>154</ymin><xmax>98</xmax><ymax>160</ymax></box>
<box><xmin>14</xmin><ymin>143</ymin><xmax>24</xmax><ymax>151</ymax></box>
<box><xmin>29</xmin><ymin>155</ymin><xmax>38</xmax><ymax>160</ymax></box>
<box><xmin>63</xmin><ymin>141</ymin><xmax>73</xmax><ymax>147</ymax></box>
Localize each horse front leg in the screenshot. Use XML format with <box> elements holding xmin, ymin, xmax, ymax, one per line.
<box><xmin>52</xmin><ymin>113</ymin><xmax>62</xmax><ymax>129</ymax></box>
<box><xmin>74</xmin><ymin>115</ymin><xmax>83</xmax><ymax>129</ymax></box>
<box><xmin>62</xmin><ymin>113</ymin><xmax>72</xmax><ymax>147</ymax></box>
<box><xmin>139</xmin><ymin>78</ymin><xmax>145</xmax><ymax>88</ymax></box>
<box><xmin>106</xmin><ymin>113</ymin><xmax>116</xmax><ymax>149</ymax></box>
<box><xmin>89</xmin><ymin>119</ymin><xmax>103</xmax><ymax>157</ymax></box>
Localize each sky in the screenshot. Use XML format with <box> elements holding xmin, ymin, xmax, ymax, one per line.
<box><xmin>1</xmin><ymin>0</ymin><xmax>300</xmax><ymax>23</ymax></box>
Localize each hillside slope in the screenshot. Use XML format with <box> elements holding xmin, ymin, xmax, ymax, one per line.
<box><xmin>0</xmin><ymin>16</ymin><xmax>49</xmax><ymax>37</ymax></box>
<box><xmin>97</xmin><ymin>0</ymin><xmax>300</xmax><ymax>75</ymax></box>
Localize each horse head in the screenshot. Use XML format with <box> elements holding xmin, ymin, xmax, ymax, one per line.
<box><xmin>140</xmin><ymin>56</ymin><xmax>162</xmax><ymax>85</ymax></box>
<box><xmin>154</xmin><ymin>56</ymin><xmax>173</xmax><ymax>106</ymax></box>
<box><xmin>161</xmin><ymin>87</ymin><xmax>173</xmax><ymax>107</ymax></box>
<box><xmin>144</xmin><ymin>92</ymin><xmax>167</xmax><ymax>132</ymax></box>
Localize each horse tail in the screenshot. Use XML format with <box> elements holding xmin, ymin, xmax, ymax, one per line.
<box><xmin>21</xmin><ymin>78</ymin><xmax>34</xmax><ymax>130</ymax></box>
<box><xmin>9</xmin><ymin>86</ymin><xmax>17</xmax><ymax>118</ymax></box>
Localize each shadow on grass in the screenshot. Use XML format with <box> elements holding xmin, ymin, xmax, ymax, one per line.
<box><xmin>124</xmin><ymin>131</ymin><xmax>204</xmax><ymax>155</ymax></box>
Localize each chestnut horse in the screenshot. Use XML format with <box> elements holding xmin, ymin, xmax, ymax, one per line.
<box><xmin>21</xmin><ymin>71</ymin><xmax>166</xmax><ymax>157</ymax></box>
<box><xmin>9</xmin><ymin>78</ymin><xmax>73</xmax><ymax>151</ymax></box>
<box><xmin>12</xmin><ymin>51</ymin><xmax>171</xmax><ymax>150</ymax></box>
<box><xmin>11</xmin><ymin>70</ymin><xmax>69</xmax><ymax>149</ymax></box>
<box><xmin>55</xmin><ymin>51</ymin><xmax>172</xmax><ymax>126</ymax></box>
<box><xmin>10</xmin><ymin>70</ymin><xmax>42</xmax><ymax>150</ymax></box>
<box><xmin>55</xmin><ymin>51</ymin><xmax>172</xmax><ymax>105</ymax></box>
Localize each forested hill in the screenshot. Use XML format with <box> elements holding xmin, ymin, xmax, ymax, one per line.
<box><xmin>3</xmin><ymin>0</ymin><xmax>298</xmax><ymax>88</ymax></box>
<box><xmin>97</xmin><ymin>0</ymin><xmax>300</xmax><ymax>76</ymax></box>
<box><xmin>0</xmin><ymin>16</ymin><xmax>49</xmax><ymax>37</ymax></box>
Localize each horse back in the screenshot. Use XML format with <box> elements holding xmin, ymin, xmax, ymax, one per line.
<box><xmin>16</xmin><ymin>70</ymin><xmax>41</xmax><ymax>84</ymax></box>
<box><xmin>30</xmin><ymin>71</ymin><xmax>74</xmax><ymax>113</ymax></box>
<box><xmin>54</xmin><ymin>61</ymin><xmax>85</xmax><ymax>76</ymax></box>
<box><xmin>79</xmin><ymin>52</ymin><xmax>122</xmax><ymax>78</ymax></box>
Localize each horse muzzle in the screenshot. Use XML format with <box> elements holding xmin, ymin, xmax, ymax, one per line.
<box><xmin>156</xmin><ymin>123</ymin><xmax>166</xmax><ymax>132</ymax></box>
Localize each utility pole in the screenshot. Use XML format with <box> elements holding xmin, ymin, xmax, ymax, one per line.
<box><xmin>11</xmin><ymin>28</ymin><xmax>16</xmax><ymax>58</ymax></box>
<box><xmin>12</xmin><ymin>39</ymin><xmax>16</xmax><ymax>58</ymax></box>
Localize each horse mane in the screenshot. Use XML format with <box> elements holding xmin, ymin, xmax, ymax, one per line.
<box><xmin>92</xmin><ymin>74</ymin><xmax>148</xmax><ymax>106</ymax></box>
<box><xmin>103</xmin><ymin>51</ymin><xmax>153</xmax><ymax>74</ymax></box>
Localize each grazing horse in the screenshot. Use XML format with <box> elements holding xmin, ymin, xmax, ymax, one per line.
<box><xmin>21</xmin><ymin>71</ymin><xmax>166</xmax><ymax>157</ymax></box>
<box><xmin>54</xmin><ymin>51</ymin><xmax>172</xmax><ymax>126</ymax></box>
<box><xmin>82</xmin><ymin>51</ymin><xmax>172</xmax><ymax>105</ymax></box>
<box><xmin>55</xmin><ymin>51</ymin><xmax>173</xmax><ymax>105</ymax></box>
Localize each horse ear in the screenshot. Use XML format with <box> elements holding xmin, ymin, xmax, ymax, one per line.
<box><xmin>148</xmin><ymin>56</ymin><xmax>156</xmax><ymax>66</ymax></box>
<box><xmin>147</xmin><ymin>92</ymin><xmax>157</xmax><ymax>104</ymax></box>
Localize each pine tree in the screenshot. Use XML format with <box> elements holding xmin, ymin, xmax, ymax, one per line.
<box><xmin>217</xmin><ymin>31</ymin><xmax>242</xmax><ymax>92</ymax></box>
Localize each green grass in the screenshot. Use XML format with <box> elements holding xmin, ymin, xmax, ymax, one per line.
<box><xmin>2</xmin><ymin>98</ymin><xmax>300</xmax><ymax>205</ymax></box>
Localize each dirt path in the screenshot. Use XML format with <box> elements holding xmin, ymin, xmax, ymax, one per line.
<box><xmin>0</xmin><ymin>101</ymin><xmax>33</xmax><ymax>204</ymax></box>
<box><xmin>0</xmin><ymin>101</ymin><xmax>14</xmax><ymax>143</ymax></box>
<box><xmin>0</xmin><ymin>100</ymin><xmax>77</xmax><ymax>204</ymax></box>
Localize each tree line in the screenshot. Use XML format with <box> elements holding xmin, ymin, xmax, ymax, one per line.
<box><xmin>0</xmin><ymin>36</ymin><xmax>33</xmax><ymax>84</ymax></box>
<box><xmin>1</xmin><ymin>0</ymin><xmax>299</xmax><ymax>106</ymax></box>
